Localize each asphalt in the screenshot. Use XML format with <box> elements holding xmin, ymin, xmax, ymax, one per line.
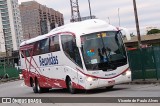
<box><xmin>1</xmin><ymin>78</ymin><xmax>160</xmax><ymax>85</ymax></box>
<box><xmin>130</xmin><ymin>79</ymin><xmax>160</xmax><ymax>84</ymax></box>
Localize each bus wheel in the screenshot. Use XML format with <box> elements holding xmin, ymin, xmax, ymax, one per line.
<box><xmin>32</xmin><ymin>80</ymin><xmax>38</xmax><ymax>93</ymax></box>
<box><xmin>67</xmin><ymin>78</ymin><xmax>76</xmax><ymax>94</ymax></box>
<box><xmin>106</xmin><ymin>86</ymin><xmax>114</xmax><ymax>90</ymax></box>
<box><xmin>35</xmin><ymin>79</ymin><xmax>49</xmax><ymax>93</ymax></box>
<box><xmin>35</xmin><ymin>79</ymin><xmax>44</xmax><ymax>93</ymax></box>
<box><xmin>36</xmin><ymin>79</ymin><xmax>41</xmax><ymax>93</ymax></box>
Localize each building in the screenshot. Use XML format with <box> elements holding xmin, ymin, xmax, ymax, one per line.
<box><xmin>0</xmin><ymin>0</ymin><xmax>23</xmax><ymax>57</ymax></box>
<box><xmin>19</xmin><ymin>1</ymin><xmax>64</xmax><ymax>39</ymax></box>
<box><xmin>124</xmin><ymin>33</ymin><xmax>160</xmax><ymax>47</ymax></box>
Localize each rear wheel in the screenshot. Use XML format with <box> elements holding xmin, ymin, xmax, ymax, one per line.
<box><xmin>67</xmin><ymin>78</ymin><xmax>76</xmax><ymax>94</ymax></box>
<box><xmin>35</xmin><ymin>79</ymin><xmax>42</xmax><ymax>93</ymax></box>
<box><xmin>33</xmin><ymin>78</ymin><xmax>49</xmax><ymax>93</ymax></box>
<box><xmin>32</xmin><ymin>79</ymin><xmax>38</xmax><ymax>93</ymax></box>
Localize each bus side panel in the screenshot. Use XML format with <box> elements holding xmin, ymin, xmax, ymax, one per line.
<box><xmin>22</xmin><ymin>69</ymin><xmax>31</xmax><ymax>87</ymax></box>
<box><xmin>39</xmin><ymin>65</ymin><xmax>67</xmax><ymax>88</ymax></box>
<box><xmin>33</xmin><ymin>51</ymin><xmax>67</xmax><ymax>88</ymax></box>
<box><xmin>48</xmin><ymin>65</ymin><xmax>67</xmax><ymax>88</ymax></box>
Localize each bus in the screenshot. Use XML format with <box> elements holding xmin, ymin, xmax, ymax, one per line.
<box><xmin>19</xmin><ymin>19</ymin><xmax>131</xmax><ymax>94</ymax></box>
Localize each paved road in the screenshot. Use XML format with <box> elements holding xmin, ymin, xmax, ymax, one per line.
<box><xmin>0</xmin><ymin>80</ymin><xmax>160</xmax><ymax>106</ymax></box>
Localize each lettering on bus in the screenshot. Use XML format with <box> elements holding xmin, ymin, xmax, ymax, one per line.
<box><xmin>39</xmin><ymin>53</ymin><xmax>58</xmax><ymax>66</ymax></box>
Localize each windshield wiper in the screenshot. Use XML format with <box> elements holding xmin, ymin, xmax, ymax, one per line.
<box><xmin>96</xmin><ymin>62</ymin><xmax>116</xmax><ymax>71</ymax></box>
<box><xmin>99</xmin><ymin>34</ymin><xmax>110</xmax><ymax>61</ymax></box>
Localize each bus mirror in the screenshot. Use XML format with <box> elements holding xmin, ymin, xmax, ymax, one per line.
<box><xmin>76</xmin><ymin>36</ymin><xmax>81</xmax><ymax>48</ymax></box>
<box><xmin>119</xmin><ymin>27</ymin><xmax>131</xmax><ymax>41</ymax></box>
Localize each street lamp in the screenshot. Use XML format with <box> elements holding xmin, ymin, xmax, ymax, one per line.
<box><xmin>88</xmin><ymin>0</ymin><xmax>92</xmax><ymax>19</ymax></box>
<box><xmin>108</xmin><ymin>17</ymin><xmax>110</xmax><ymax>24</ymax></box>
<box><xmin>133</xmin><ymin>0</ymin><xmax>141</xmax><ymax>48</ymax></box>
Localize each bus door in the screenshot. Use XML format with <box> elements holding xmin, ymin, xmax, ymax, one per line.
<box><xmin>61</xmin><ymin>34</ymin><xmax>83</xmax><ymax>88</ymax></box>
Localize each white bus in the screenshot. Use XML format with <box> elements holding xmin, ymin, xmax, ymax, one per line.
<box><xmin>20</xmin><ymin>19</ymin><xmax>131</xmax><ymax>94</ymax></box>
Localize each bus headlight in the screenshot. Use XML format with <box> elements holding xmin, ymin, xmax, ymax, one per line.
<box><xmin>87</xmin><ymin>77</ymin><xmax>93</xmax><ymax>81</ymax></box>
<box><xmin>126</xmin><ymin>71</ymin><xmax>131</xmax><ymax>76</ymax></box>
<box><xmin>87</xmin><ymin>77</ymin><xmax>98</xmax><ymax>82</ymax></box>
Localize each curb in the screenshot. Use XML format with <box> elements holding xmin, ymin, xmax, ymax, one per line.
<box><xmin>130</xmin><ymin>79</ymin><xmax>160</xmax><ymax>84</ymax></box>
<box><xmin>0</xmin><ymin>78</ymin><xmax>21</xmax><ymax>85</ymax></box>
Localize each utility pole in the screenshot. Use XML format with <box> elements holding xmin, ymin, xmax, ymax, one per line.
<box><xmin>88</xmin><ymin>0</ymin><xmax>92</xmax><ymax>19</ymax></box>
<box><xmin>108</xmin><ymin>17</ymin><xmax>110</xmax><ymax>24</ymax></box>
<box><xmin>70</xmin><ymin>0</ymin><xmax>81</xmax><ymax>22</ymax></box>
<box><xmin>133</xmin><ymin>0</ymin><xmax>141</xmax><ymax>48</ymax></box>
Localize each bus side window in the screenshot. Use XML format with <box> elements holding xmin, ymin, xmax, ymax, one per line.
<box><xmin>39</xmin><ymin>38</ymin><xmax>49</xmax><ymax>54</ymax></box>
<box><xmin>50</xmin><ymin>35</ymin><xmax>60</xmax><ymax>52</ymax></box>
<box><xmin>21</xmin><ymin>50</ymin><xmax>25</xmax><ymax>58</ymax></box>
<box><xmin>25</xmin><ymin>49</ymin><xmax>30</xmax><ymax>57</ymax></box>
<box><xmin>61</xmin><ymin>35</ymin><xmax>82</xmax><ymax>68</ymax></box>
<box><xmin>33</xmin><ymin>41</ymin><xmax>40</xmax><ymax>56</ymax></box>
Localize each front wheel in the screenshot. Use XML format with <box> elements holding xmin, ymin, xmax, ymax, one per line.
<box><xmin>67</xmin><ymin>78</ymin><xmax>76</xmax><ymax>94</ymax></box>
<box><xmin>106</xmin><ymin>86</ymin><xmax>114</xmax><ymax>90</ymax></box>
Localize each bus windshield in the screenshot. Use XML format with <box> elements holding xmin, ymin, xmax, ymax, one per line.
<box><xmin>81</xmin><ymin>31</ymin><xmax>127</xmax><ymax>71</ymax></box>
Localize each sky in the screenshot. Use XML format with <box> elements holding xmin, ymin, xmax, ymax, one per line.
<box><xmin>18</xmin><ymin>0</ymin><xmax>160</xmax><ymax>35</ymax></box>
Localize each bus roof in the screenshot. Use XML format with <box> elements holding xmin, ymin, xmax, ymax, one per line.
<box><xmin>20</xmin><ymin>19</ymin><xmax>118</xmax><ymax>47</ymax></box>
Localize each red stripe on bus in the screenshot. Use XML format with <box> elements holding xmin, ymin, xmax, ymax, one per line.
<box><xmin>22</xmin><ymin>70</ymin><xmax>85</xmax><ymax>90</ymax></box>
<box><xmin>76</xmin><ymin>67</ymin><xmax>129</xmax><ymax>79</ymax></box>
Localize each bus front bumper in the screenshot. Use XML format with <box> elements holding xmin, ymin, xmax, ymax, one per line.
<box><xmin>85</xmin><ymin>70</ymin><xmax>132</xmax><ymax>90</ymax></box>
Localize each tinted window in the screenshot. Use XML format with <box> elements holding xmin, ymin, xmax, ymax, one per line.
<box><xmin>50</xmin><ymin>35</ymin><xmax>60</xmax><ymax>52</ymax></box>
<box><xmin>81</xmin><ymin>31</ymin><xmax>127</xmax><ymax>70</ymax></box>
<box><xmin>21</xmin><ymin>50</ymin><xmax>25</xmax><ymax>58</ymax></box>
<box><xmin>25</xmin><ymin>49</ymin><xmax>30</xmax><ymax>57</ymax></box>
<box><xmin>39</xmin><ymin>38</ymin><xmax>49</xmax><ymax>54</ymax></box>
<box><xmin>21</xmin><ymin>47</ymin><xmax>32</xmax><ymax>58</ymax></box>
<box><xmin>61</xmin><ymin>35</ymin><xmax>82</xmax><ymax>68</ymax></box>
<box><xmin>33</xmin><ymin>41</ymin><xmax>40</xmax><ymax>56</ymax></box>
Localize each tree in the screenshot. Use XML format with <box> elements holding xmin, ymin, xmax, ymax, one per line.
<box><xmin>147</xmin><ymin>29</ymin><xmax>160</xmax><ymax>35</ymax></box>
<box><xmin>130</xmin><ymin>32</ymin><xmax>135</xmax><ymax>37</ymax></box>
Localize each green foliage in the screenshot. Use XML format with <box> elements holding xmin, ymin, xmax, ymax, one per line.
<box><xmin>130</xmin><ymin>32</ymin><xmax>135</xmax><ymax>37</ymax></box>
<box><xmin>147</xmin><ymin>29</ymin><xmax>160</xmax><ymax>35</ymax></box>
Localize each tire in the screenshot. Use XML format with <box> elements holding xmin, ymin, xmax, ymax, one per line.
<box><xmin>67</xmin><ymin>78</ymin><xmax>76</xmax><ymax>94</ymax></box>
<box><xmin>35</xmin><ymin>79</ymin><xmax>42</xmax><ymax>93</ymax></box>
<box><xmin>32</xmin><ymin>80</ymin><xmax>38</xmax><ymax>93</ymax></box>
<box><xmin>106</xmin><ymin>86</ymin><xmax>114</xmax><ymax>90</ymax></box>
<box><xmin>32</xmin><ymin>79</ymin><xmax>49</xmax><ymax>93</ymax></box>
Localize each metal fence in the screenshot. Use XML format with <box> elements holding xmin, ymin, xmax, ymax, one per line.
<box><xmin>0</xmin><ymin>65</ymin><xmax>19</xmax><ymax>79</ymax></box>
<box><xmin>127</xmin><ymin>46</ymin><xmax>160</xmax><ymax>80</ymax></box>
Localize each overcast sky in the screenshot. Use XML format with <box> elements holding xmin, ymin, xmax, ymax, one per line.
<box><xmin>19</xmin><ymin>0</ymin><xmax>160</xmax><ymax>35</ymax></box>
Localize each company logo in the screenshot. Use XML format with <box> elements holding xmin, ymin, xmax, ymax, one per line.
<box><xmin>2</xmin><ymin>98</ymin><xmax>11</xmax><ymax>103</ymax></box>
<box><xmin>39</xmin><ymin>53</ymin><xmax>58</xmax><ymax>66</ymax></box>
<box><xmin>105</xmin><ymin>73</ymin><xmax>116</xmax><ymax>77</ymax></box>
<box><xmin>1</xmin><ymin>98</ymin><xmax>42</xmax><ymax>104</ymax></box>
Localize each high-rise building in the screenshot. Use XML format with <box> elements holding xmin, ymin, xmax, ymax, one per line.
<box><xmin>19</xmin><ymin>1</ymin><xmax>64</xmax><ymax>39</ymax></box>
<box><xmin>0</xmin><ymin>0</ymin><xmax>23</xmax><ymax>56</ymax></box>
